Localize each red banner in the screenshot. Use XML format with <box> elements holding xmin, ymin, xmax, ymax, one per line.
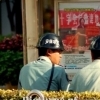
<box><xmin>59</xmin><ymin>10</ymin><xmax>100</xmax><ymax>28</ymax></box>
<box><xmin>59</xmin><ymin>9</ymin><xmax>100</xmax><ymax>53</ymax></box>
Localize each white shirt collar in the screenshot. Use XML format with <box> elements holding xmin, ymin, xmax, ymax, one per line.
<box><xmin>38</xmin><ymin>56</ymin><xmax>52</xmax><ymax>63</ymax></box>
<box><xmin>93</xmin><ymin>59</ymin><xmax>100</xmax><ymax>62</ymax></box>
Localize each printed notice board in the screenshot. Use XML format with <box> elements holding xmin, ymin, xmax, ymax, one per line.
<box><xmin>55</xmin><ymin>0</ymin><xmax>100</xmax><ymax>80</ymax></box>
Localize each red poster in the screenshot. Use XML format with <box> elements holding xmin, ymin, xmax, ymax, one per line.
<box><xmin>59</xmin><ymin>9</ymin><xmax>100</xmax><ymax>54</ymax></box>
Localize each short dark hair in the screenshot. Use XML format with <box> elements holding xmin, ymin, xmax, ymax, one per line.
<box><xmin>38</xmin><ymin>48</ymin><xmax>48</xmax><ymax>56</ymax></box>
<box><xmin>91</xmin><ymin>50</ymin><xmax>100</xmax><ymax>59</ymax></box>
<box><xmin>38</xmin><ymin>48</ymin><xmax>61</xmax><ymax>56</ymax></box>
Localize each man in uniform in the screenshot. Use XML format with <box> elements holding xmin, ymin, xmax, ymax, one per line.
<box><xmin>18</xmin><ymin>33</ymin><xmax>68</xmax><ymax>91</ymax></box>
<box><xmin>69</xmin><ymin>35</ymin><xmax>100</xmax><ymax>92</ymax></box>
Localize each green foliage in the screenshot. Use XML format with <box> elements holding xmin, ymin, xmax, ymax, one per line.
<box><xmin>0</xmin><ymin>34</ymin><xmax>12</xmax><ymax>42</ymax></box>
<box><xmin>0</xmin><ymin>50</ymin><xmax>23</xmax><ymax>85</ymax></box>
<box><xmin>0</xmin><ymin>34</ymin><xmax>23</xmax><ymax>85</ymax></box>
<box><xmin>0</xmin><ymin>90</ymin><xmax>100</xmax><ymax>100</ymax></box>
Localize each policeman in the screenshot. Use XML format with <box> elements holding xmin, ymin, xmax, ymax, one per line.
<box><xmin>69</xmin><ymin>35</ymin><xmax>100</xmax><ymax>92</ymax></box>
<box><xmin>18</xmin><ymin>33</ymin><xmax>68</xmax><ymax>91</ymax></box>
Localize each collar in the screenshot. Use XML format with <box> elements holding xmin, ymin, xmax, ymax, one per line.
<box><xmin>93</xmin><ymin>59</ymin><xmax>100</xmax><ymax>62</ymax></box>
<box><xmin>38</xmin><ymin>56</ymin><xmax>52</xmax><ymax>63</ymax></box>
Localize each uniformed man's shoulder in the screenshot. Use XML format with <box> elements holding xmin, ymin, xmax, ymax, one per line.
<box><xmin>54</xmin><ymin>64</ymin><xmax>65</xmax><ymax>71</ymax></box>
<box><xmin>20</xmin><ymin>61</ymin><xmax>35</xmax><ymax>71</ymax></box>
<box><xmin>54</xmin><ymin>64</ymin><xmax>62</xmax><ymax>67</ymax></box>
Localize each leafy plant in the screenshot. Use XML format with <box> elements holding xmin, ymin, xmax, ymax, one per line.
<box><xmin>0</xmin><ymin>34</ymin><xmax>13</xmax><ymax>41</ymax></box>
<box><xmin>0</xmin><ymin>90</ymin><xmax>100</xmax><ymax>100</ymax></box>
<box><xmin>0</xmin><ymin>34</ymin><xmax>23</xmax><ymax>51</ymax></box>
<box><xmin>0</xmin><ymin>50</ymin><xmax>23</xmax><ymax>85</ymax></box>
<box><xmin>0</xmin><ymin>34</ymin><xmax>23</xmax><ymax>85</ymax></box>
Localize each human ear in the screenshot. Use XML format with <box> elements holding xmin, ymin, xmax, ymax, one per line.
<box><xmin>46</xmin><ymin>49</ymin><xmax>53</xmax><ymax>56</ymax></box>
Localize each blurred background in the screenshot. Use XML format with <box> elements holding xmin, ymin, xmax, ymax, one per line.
<box><xmin>0</xmin><ymin>0</ymin><xmax>54</xmax><ymax>36</ymax></box>
<box><xmin>0</xmin><ymin>0</ymin><xmax>54</xmax><ymax>88</ymax></box>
